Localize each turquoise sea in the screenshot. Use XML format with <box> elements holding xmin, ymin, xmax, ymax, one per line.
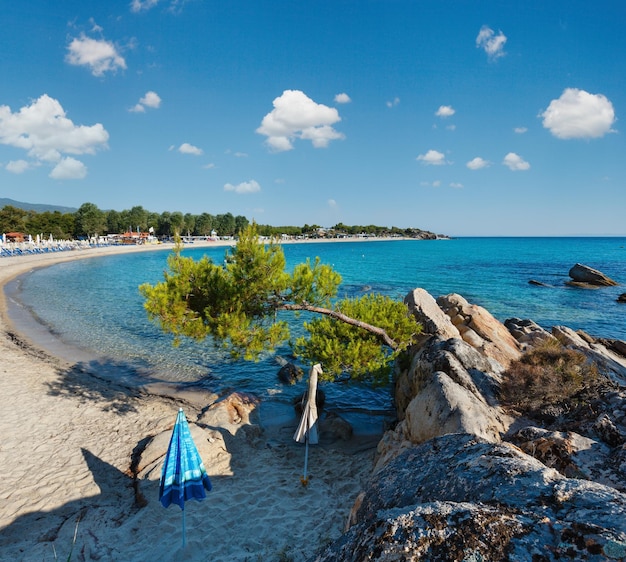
<box><xmin>6</xmin><ymin>237</ymin><xmax>626</xmax><ymax>430</ymax></box>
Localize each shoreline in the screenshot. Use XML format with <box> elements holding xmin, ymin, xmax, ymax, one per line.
<box><xmin>0</xmin><ymin>241</ymin><xmax>380</xmax><ymax>561</ymax></box>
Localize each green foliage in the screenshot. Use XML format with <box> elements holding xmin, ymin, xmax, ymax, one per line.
<box><xmin>140</xmin><ymin>224</ymin><xmax>422</xmax><ymax>380</ymax></box>
<box><xmin>293</xmin><ymin>294</ymin><xmax>420</xmax><ymax>383</ymax></box>
<box><xmin>499</xmin><ymin>338</ymin><xmax>599</xmax><ymax>413</ymax></box>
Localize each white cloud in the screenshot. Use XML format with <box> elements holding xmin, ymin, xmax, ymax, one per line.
<box><xmin>450</xmin><ymin>182</ymin><xmax>463</xmax><ymax>188</ymax></box>
<box><xmin>66</xmin><ymin>34</ymin><xmax>126</xmax><ymax>76</ymax></box>
<box><xmin>541</xmin><ymin>88</ymin><xmax>616</xmax><ymax>139</ymax></box>
<box><xmin>224</xmin><ymin>180</ymin><xmax>261</xmax><ymax>194</ymax></box>
<box><xmin>234</xmin><ymin>152</ymin><xmax>248</xmax><ymax>158</ymax></box>
<box><xmin>466</xmin><ymin>157</ymin><xmax>490</xmax><ymax>170</ymax></box>
<box><xmin>435</xmin><ymin>105</ymin><xmax>455</xmax><ymax>118</ymax></box>
<box><xmin>203</xmin><ymin>163</ymin><xmax>216</xmax><ymax>169</ymax></box>
<box><xmin>386</xmin><ymin>97</ymin><xmax>400</xmax><ymax>108</ymax></box>
<box><xmin>334</xmin><ymin>93</ymin><xmax>351</xmax><ymax>104</ymax></box>
<box><xmin>328</xmin><ymin>198</ymin><xmax>338</xmax><ymax>208</ymax></box>
<box><xmin>514</xmin><ymin>127</ymin><xmax>528</xmax><ymax>134</ymax></box>
<box><xmin>417</xmin><ymin>149</ymin><xmax>447</xmax><ymax>165</ymax></box>
<box><xmin>503</xmin><ymin>152</ymin><xmax>530</xmax><ymax>171</ymax></box>
<box><xmin>49</xmin><ymin>157</ymin><xmax>87</xmax><ymax>179</ymax></box>
<box><xmin>178</xmin><ymin>142</ymin><xmax>203</xmax><ymax>155</ymax></box>
<box><xmin>256</xmin><ymin>90</ymin><xmax>344</xmax><ymax>151</ymax></box>
<box><xmin>0</xmin><ymin>94</ymin><xmax>108</xmax><ymax>179</ymax></box>
<box><xmin>140</xmin><ymin>91</ymin><xmax>161</xmax><ymax>108</ymax></box>
<box><xmin>476</xmin><ymin>25</ymin><xmax>507</xmax><ymax>60</ymax></box>
<box><xmin>6</xmin><ymin>160</ymin><xmax>30</xmax><ymax>174</ymax></box>
<box><xmin>130</xmin><ymin>91</ymin><xmax>161</xmax><ymax>113</ymax></box>
<box><xmin>130</xmin><ymin>0</ymin><xmax>159</xmax><ymax>12</ymax></box>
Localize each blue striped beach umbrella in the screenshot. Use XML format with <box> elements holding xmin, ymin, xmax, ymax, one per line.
<box><xmin>159</xmin><ymin>408</ymin><xmax>212</xmax><ymax>547</ymax></box>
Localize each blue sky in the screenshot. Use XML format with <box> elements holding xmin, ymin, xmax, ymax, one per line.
<box><xmin>1</xmin><ymin>1</ymin><xmax>624</xmax><ymax>236</ymax></box>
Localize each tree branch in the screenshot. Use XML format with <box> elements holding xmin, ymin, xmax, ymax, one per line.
<box><xmin>280</xmin><ymin>303</ymin><xmax>399</xmax><ymax>351</ymax></box>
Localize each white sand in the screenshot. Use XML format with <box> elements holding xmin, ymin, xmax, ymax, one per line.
<box><xmin>0</xmin><ymin>242</ymin><xmax>379</xmax><ymax>561</ymax></box>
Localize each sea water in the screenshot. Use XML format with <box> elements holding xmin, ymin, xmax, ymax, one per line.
<box><xmin>6</xmin><ymin>237</ymin><xmax>626</xmax><ymax>429</ymax></box>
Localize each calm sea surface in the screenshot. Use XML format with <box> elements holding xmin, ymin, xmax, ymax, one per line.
<box><xmin>6</xmin><ymin>237</ymin><xmax>626</xmax><ymax>429</ymax></box>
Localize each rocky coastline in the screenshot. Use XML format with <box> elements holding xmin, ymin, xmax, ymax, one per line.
<box><xmin>311</xmin><ymin>272</ymin><xmax>626</xmax><ymax>561</ymax></box>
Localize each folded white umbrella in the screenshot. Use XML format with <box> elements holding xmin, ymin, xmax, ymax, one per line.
<box><xmin>294</xmin><ymin>363</ymin><xmax>323</xmax><ymax>485</ymax></box>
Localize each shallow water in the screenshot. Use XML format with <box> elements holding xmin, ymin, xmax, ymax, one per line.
<box><xmin>6</xmin><ymin>237</ymin><xmax>626</xmax><ymax>429</ymax></box>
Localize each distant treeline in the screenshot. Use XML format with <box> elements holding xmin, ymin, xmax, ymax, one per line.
<box><xmin>0</xmin><ymin>202</ymin><xmax>438</xmax><ymax>240</ymax></box>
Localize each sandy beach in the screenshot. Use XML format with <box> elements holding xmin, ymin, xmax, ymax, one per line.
<box><xmin>0</xmin><ymin>241</ymin><xmax>380</xmax><ymax>561</ymax></box>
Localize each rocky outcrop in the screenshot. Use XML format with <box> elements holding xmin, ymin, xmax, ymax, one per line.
<box><xmin>505</xmin><ymin>317</ymin><xmax>557</xmax><ymax>348</ymax></box>
<box><xmin>436</xmin><ymin>293</ymin><xmax>522</xmax><ymax>367</ymax></box>
<box><xmin>619</xmin><ymin>293</ymin><xmax>626</xmax><ymax>303</ymax></box>
<box><xmin>310</xmin><ymin>287</ymin><xmax>626</xmax><ymax>561</ymax></box>
<box><xmin>552</xmin><ymin>325</ymin><xmax>626</xmax><ymax>385</ymax></box>
<box><xmin>404</xmin><ymin>288</ymin><xmax>460</xmax><ymax>341</ymax></box>
<box><xmin>312</xmin><ymin>434</ymin><xmax>626</xmax><ymax>562</ymax></box>
<box><xmin>568</xmin><ymin>263</ymin><xmax>618</xmax><ymax>287</ymax></box>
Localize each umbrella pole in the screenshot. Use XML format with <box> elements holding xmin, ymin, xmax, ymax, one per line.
<box><xmin>182</xmin><ymin>508</ymin><xmax>186</xmax><ymax>548</ymax></box>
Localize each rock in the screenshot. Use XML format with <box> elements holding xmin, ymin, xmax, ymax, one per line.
<box><xmin>619</xmin><ymin>293</ymin><xmax>626</xmax><ymax>303</ymax></box>
<box><xmin>319</xmin><ymin>411</ymin><xmax>353</xmax><ymax>441</ymax></box>
<box><xmin>505</xmin><ymin>317</ymin><xmax>557</xmax><ymax>348</ymax></box>
<box><xmin>568</xmin><ymin>263</ymin><xmax>618</xmax><ymax>287</ymax></box>
<box><xmin>403</xmin><ymin>370</ymin><xmax>507</xmax><ymax>445</ymax></box>
<box><xmin>403</xmin><ymin>288</ymin><xmax>460</xmax><ymax>340</ymax></box>
<box><xmin>552</xmin><ymin>325</ymin><xmax>626</xmax><ymax>385</ymax></box>
<box><xmin>277</xmin><ymin>362</ymin><xmax>303</xmax><ymax>384</ymax></box>
<box><xmin>383</xmin><ymin>336</ymin><xmax>512</xmax><ymax>470</ymax></box>
<box><xmin>198</xmin><ymin>391</ymin><xmax>260</xmax><ymax>434</ymax></box>
<box><xmin>310</xmin><ymin>434</ymin><xmax>626</xmax><ymax>562</ymax></box>
<box><xmin>529</xmin><ymin>279</ymin><xmax>551</xmax><ymax>286</ymax></box>
<box><xmin>437</xmin><ymin>293</ymin><xmax>522</xmax><ymax>367</ymax></box>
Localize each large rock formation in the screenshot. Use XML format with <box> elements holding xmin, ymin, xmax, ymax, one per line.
<box><xmin>308</xmin><ymin>288</ymin><xmax>626</xmax><ymax>562</ymax></box>
<box><xmin>312</xmin><ymin>435</ymin><xmax>626</xmax><ymax>562</ymax></box>
<box><xmin>568</xmin><ymin>263</ymin><xmax>618</xmax><ymax>287</ymax></box>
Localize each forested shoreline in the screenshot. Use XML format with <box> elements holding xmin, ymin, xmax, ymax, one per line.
<box><xmin>0</xmin><ymin>202</ymin><xmax>441</xmax><ymax>240</ymax></box>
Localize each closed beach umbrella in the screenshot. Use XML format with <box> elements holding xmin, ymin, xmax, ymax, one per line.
<box><xmin>159</xmin><ymin>408</ymin><xmax>212</xmax><ymax>547</ymax></box>
<box><xmin>294</xmin><ymin>363</ymin><xmax>322</xmax><ymax>486</ymax></box>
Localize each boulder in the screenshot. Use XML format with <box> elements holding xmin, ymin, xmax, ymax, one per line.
<box><xmin>619</xmin><ymin>293</ymin><xmax>626</xmax><ymax>303</ymax></box>
<box><xmin>437</xmin><ymin>293</ymin><xmax>522</xmax><ymax>367</ymax></box>
<box><xmin>310</xmin><ymin>434</ymin><xmax>626</xmax><ymax>562</ymax></box>
<box><xmin>319</xmin><ymin>411</ymin><xmax>353</xmax><ymax>441</ymax></box>
<box><xmin>505</xmin><ymin>317</ymin><xmax>557</xmax><ymax>348</ymax></box>
<box><xmin>197</xmin><ymin>391</ymin><xmax>260</xmax><ymax>434</ymax></box>
<box><xmin>383</xmin><ymin>337</ymin><xmax>511</xmax><ymax>469</ymax></box>
<box><xmin>568</xmin><ymin>263</ymin><xmax>618</xmax><ymax>287</ymax></box>
<box><xmin>403</xmin><ymin>288</ymin><xmax>460</xmax><ymax>340</ymax></box>
<box><xmin>277</xmin><ymin>362</ymin><xmax>303</xmax><ymax>384</ymax></box>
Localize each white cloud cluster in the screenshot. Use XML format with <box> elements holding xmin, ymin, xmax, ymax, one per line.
<box><xmin>224</xmin><ymin>180</ymin><xmax>261</xmax><ymax>194</ymax></box>
<box><xmin>466</xmin><ymin>157</ymin><xmax>490</xmax><ymax>170</ymax></box>
<box><xmin>130</xmin><ymin>91</ymin><xmax>162</xmax><ymax>113</ymax></box>
<box><xmin>178</xmin><ymin>142</ymin><xmax>203</xmax><ymax>155</ymax></box>
<box><xmin>417</xmin><ymin>150</ymin><xmax>447</xmax><ymax>165</ymax></box>
<box><xmin>334</xmin><ymin>93</ymin><xmax>351</xmax><ymax>104</ymax></box>
<box><xmin>541</xmin><ymin>88</ymin><xmax>616</xmax><ymax>139</ymax></box>
<box><xmin>476</xmin><ymin>26</ymin><xmax>507</xmax><ymax>60</ymax></box>
<box><xmin>130</xmin><ymin>0</ymin><xmax>159</xmax><ymax>12</ymax></box>
<box><xmin>0</xmin><ymin>94</ymin><xmax>109</xmax><ymax>179</ymax></box>
<box><xmin>386</xmin><ymin>97</ymin><xmax>400</xmax><ymax>108</ymax></box>
<box><xmin>503</xmin><ymin>152</ymin><xmax>530</xmax><ymax>171</ymax></box>
<box><xmin>514</xmin><ymin>127</ymin><xmax>528</xmax><ymax>134</ymax></box>
<box><xmin>6</xmin><ymin>159</ymin><xmax>30</xmax><ymax>174</ymax></box>
<box><xmin>66</xmin><ymin>34</ymin><xmax>126</xmax><ymax>76</ymax></box>
<box><xmin>436</xmin><ymin>105</ymin><xmax>455</xmax><ymax>118</ymax></box>
<box><xmin>257</xmin><ymin>90</ymin><xmax>344</xmax><ymax>151</ymax></box>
